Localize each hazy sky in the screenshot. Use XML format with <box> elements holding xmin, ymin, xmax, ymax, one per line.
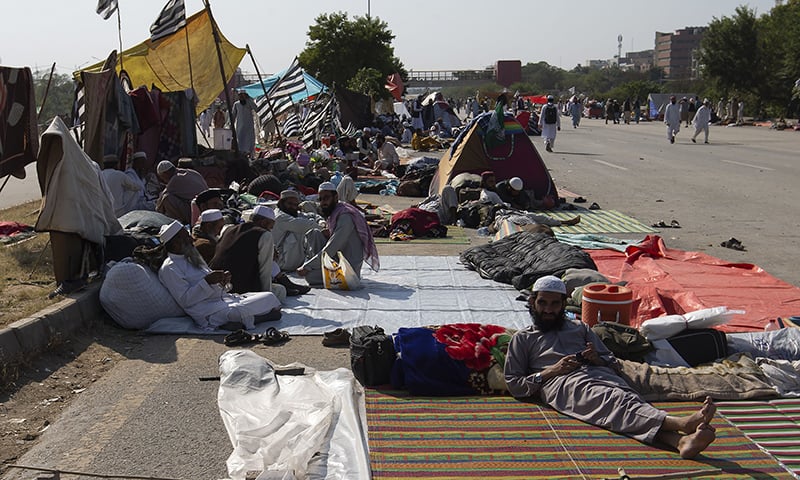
<box><xmin>0</xmin><ymin>0</ymin><xmax>777</xmax><ymax>77</ymax></box>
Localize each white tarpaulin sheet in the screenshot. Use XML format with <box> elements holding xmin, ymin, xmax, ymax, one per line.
<box><xmin>218</xmin><ymin>350</ymin><xmax>370</xmax><ymax>480</ymax></box>
<box><xmin>145</xmin><ymin>256</ymin><xmax>532</xmax><ymax>335</ymax></box>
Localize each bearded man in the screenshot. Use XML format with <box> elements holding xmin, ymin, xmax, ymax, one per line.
<box><xmin>297</xmin><ymin>182</ymin><xmax>379</xmax><ymax>286</ymax></box>
<box><xmin>504</xmin><ymin>276</ymin><xmax>717</xmax><ymax>459</ymax></box>
<box><xmin>193</xmin><ymin>209</ymin><xmax>225</xmax><ymax>264</ymax></box>
<box><xmin>157</xmin><ymin>220</ymin><xmax>281</xmax><ymax>330</ymax></box>
<box><xmin>271</xmin><ymin>189</ymin><xmax>327</xmax><ymax>272</ymax></box>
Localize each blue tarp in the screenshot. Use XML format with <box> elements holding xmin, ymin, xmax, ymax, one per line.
<box><xmin>241</xmin><ymin>69</ymin><xmax>327</xmax><ymax>103</ymax></box>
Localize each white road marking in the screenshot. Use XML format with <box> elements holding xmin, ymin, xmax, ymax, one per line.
<box><xmin>720</xmin><ymin>159</ymin><xmax>775</xmax><ymax>171</ymax></box>
<box><xmin>593</xmin><ymin>159</ymin><xmax>629</xmax><ymax>170</ymax></box>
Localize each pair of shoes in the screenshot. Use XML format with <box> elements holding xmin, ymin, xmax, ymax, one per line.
<box><xmin>573</xmin><ymin>197</ymin><xmax>587</xmax><ymax>203</ymax></box>
<box><xmin>545</xmin><ymin>143</ymin><xmax>553</xmax><ymax>152</ymax></box>
<box><xmin>262</xmin><ymin>327</ymin><xmax>290</xmax><ymax>346</ymax></box>
<box><xmin>589</xmin><ymin>202</ymin><xmax>601</xmax><ymax>210</ymax></box>
<box><xmin>275</xmin><ymin>274</ymin><xmax>312</xmax><ymax>296</ymax></box>
<box><xmin>720</xmin><ymin>237</ymin><xmax>746</xmax><ymax>251</ymax></box>
<box><xmin>224</xmin><ymin>329</ymin><xmax>256</xmax><ymax>347</ymax></box>
<box><xmin>691</xmin><ymin>138</ymin><xmax>696</xmax><ymax>143</ymax></box>
<box><xmin>651</xmin><ymin>219</ymin><xmax>681</xmax><ymax>228</ymax></box>
<box><xmin>322</xmin><ymin>328</ymin><xmax>351</xmax><ymax>347</ymax></box>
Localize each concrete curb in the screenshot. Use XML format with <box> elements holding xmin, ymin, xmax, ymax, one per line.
<box><xmin>0</xmin><ymin>282</ymin><xmax>103</xmax><ymax>370</ymax></box>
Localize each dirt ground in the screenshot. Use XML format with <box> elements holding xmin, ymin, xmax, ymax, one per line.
<box><xmin>0</xmin><ymin>319</ymin><xmax>134</xmax><ymax>474</ymax></box>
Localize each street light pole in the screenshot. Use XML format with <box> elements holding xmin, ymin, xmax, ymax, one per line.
<box><xmin>367</xmin><ymin>0</ymin><xmax>370</xmax><ymax>18</ymax></box>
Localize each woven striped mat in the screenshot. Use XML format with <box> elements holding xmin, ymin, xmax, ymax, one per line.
<box><xmin>531</xmin><ymin>208</ymin><xmax>656</xmax><ymax>234</ymax></box>
<box><xmin>365</xmin><ymin>391</ymin><xmax>793</xmax><ymax>479</ymax></box>
<box><xmin>718</xmin><ymin>399</ymin><xmax>800</xmax><ymax>476</ymax></box>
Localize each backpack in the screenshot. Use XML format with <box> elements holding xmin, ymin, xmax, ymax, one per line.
<box><xmin>350</xmin><ymin>325</ymin><xmax>396</xmax><ymax>386</ymax></box>
<box><xmin>591</xmin><ymin>321</ymin><xmax>653</xmax><ymax>362</ymax></box>
<box><xmin>544</xmin><ymin>104</ymin><xmax>558</xmax><ymax>124</ymax></box>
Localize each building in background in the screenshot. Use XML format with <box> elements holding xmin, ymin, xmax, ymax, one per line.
<box><xmin>655</xmin><ymin>27</ymin><xmax>706</xmax><ymax>80</ymax></box>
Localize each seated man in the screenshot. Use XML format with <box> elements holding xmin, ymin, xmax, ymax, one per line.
<box><xmin>496</xmin><ymin>177</ymin><xmax>532</xmax><ymax>211</ymax></box>
<box><xmin>478</xmin><ymin>171</ymin><xmax>504</xmax><ymax>205</ymax></box>
<box><xmin>298</xmin><ymin>182</ymin><xmax>380</xmax><ymax>286</ymax></box>
<box><xmin>373</xmin><ymin>133</ymin><xmax>400</xmax><ymax>174</ymax></box>
<box><xmin>156</xmin><ymin>160</ymin><xmax>208</xmax><ymax>225</ymax></box>
<box><xmin>272</xmin><ymin>190</ymin><xmax>327</xmax><ymax>272</ymax></box>
<box><xmin>411</xmin><ymin>128</ymin><xmax>443</xmax><ymax>152</ymax></box>
<box><xmin>210</xmin><ymin>206</ymin><xmax>310</xmax><ymax>300</ymax></box>
<box><xmin>193</xmin><ymin>208</ymin><xmax>225</xmax><ymax>264</ymax></box>
<box><xmin>504</xmin><ymin>276</ymin><xmax>717</xmax><ymax>459</ymax></box>
<box><xmin>192</xmin><ymin>188</ymin><xmax>230</xmax><ymax>226</ymax></box>
<box><xmin>157</xmin><ymin>220</ymin><xmax>281</xmax><ymax>331</ymax></box>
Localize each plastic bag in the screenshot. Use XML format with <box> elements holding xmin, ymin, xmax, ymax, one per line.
<box><xmin>322</xmin><ymin>251</ymin><xmax>361</xmax><ymax>290</ymax></box>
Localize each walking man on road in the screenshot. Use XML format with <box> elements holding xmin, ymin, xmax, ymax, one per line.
<box><xmin>691</xmin><ymin>99</ymin><xmax>712</xmax><ymax>144</ymax></box>
<box><xmin>538</xmin><ymin>95</ymin><xmax>561</xmax><ymax>152</ymax></box>
<box><xmin>664</xmin><ymin>96</ymin><xmax>681</xmax><ymax>144</ymax></box>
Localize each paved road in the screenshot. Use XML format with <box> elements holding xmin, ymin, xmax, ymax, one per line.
<box><xmin>543</xmin><ymin>117</ymin><xmax>800</xmax><ymax>287</ymax></box>
<box><xmin>5</xmin><ymin>120</ymin><xmax>799</xmax><ymax>479</ymax></box>
<box><xmin>0</xmin><ymin>164</ymin><xmax>40</xmax><ymax>210</ymax></box>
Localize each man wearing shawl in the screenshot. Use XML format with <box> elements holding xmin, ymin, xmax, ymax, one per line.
<box><xmin>297</xmin><ymin>182</ymin><xmax>380</xmax><ymax>286</ymax></box>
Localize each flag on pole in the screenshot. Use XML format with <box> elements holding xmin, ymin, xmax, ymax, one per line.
<box><xmin>568</xmin><ymin>86</ymin><xmax>576</xmax><ymax>95</ymax></box>
<box><xmin>96</xmin><ymin>0</ymin><xmax>118</xmax><ymax>20</ymax></box>
<box><xmin>301</xmin><ymin>97</ymin><xmax>334</xmax><ymax>148</ymax></box>
<box><xmin>255</xmin><ymin>58</ymin><xmax>307</xmax><ymax>132</ymax></box>
<box><xmin>281</xmin><ymin>114</ymin><xmax>302</xmax><ymax>138</ymax></box>
<box><xmin>150</xmin><ymin>0</ymin><xmax>187</xmax><ymax>42</ymax></box>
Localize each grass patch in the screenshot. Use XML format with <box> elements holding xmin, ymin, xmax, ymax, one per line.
<box><xmin>0</xmin><ymin>200</ymin><xmax>58</xmax><ymax>328</ymax></box>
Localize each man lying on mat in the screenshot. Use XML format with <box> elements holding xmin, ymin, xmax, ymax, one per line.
<box><xmin>504</xmin><ymin>276</ymin><xmax>716</xmax><ymax>459</ymax></box>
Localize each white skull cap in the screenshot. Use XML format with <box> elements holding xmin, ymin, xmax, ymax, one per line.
<box><xmin>531</xmin><ymin>275</ymin><xmax>566</xmax><ymax>295</ymax></box>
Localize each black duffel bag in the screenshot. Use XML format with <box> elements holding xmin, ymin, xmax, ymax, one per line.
<box><xmin>350</xmin><ymin>325</ymin><xmax>395</xmax><ymax>386</ymax></box>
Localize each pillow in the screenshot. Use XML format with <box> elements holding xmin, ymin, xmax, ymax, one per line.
<box><xmin>100</xmin><ymin>261</ymin><xmax>185</xmax><ymax>329</ymax></box>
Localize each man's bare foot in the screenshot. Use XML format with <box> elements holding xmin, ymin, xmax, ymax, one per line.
<box><xmin>678</xmin><ymin>423</ymin><xmax>716</xmax><ymax>459</ymax></box>
<box><xmin>561</xmin><ymin>215</ymin><xmax>581</xmax><ymax>226</ymax></box>
<box><xmin>682</xmin><ymin>396</ymin><xmax>716</xmax><ymax>434</ymax></box>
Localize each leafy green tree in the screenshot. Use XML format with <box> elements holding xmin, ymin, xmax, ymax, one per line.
<box><xmin>698</xmin><ymin>7</ymin><xmax>763</xmax><ymax>102</ymax></box>
<box><xmin>759</xmin><ymin>0</ymin><xmax>800</xmax><ymax>115</ymax></box>
<box><xmin>347</xmin><ymin>67</ymin><xmax>385</xmax><ymax>99</ymax></box>
<box><xmin>32</xmin><ymin>70</ymin><xmax>75</xmax><ymax>129</ymax></box>
<box><xmin>298</xmin><ymin>12</ymin><xmax>405</xmax><ymax>100</ymax></box>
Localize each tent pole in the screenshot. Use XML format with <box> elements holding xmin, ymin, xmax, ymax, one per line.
<box><xmin>245</xmin><ymin>44</ymin><xmax>283</xmax><ymax>144</ymax></box>
<box><xmin>184</xmin><ymin>24</ymin><xmax>195</xmax><ymax>94</ymax></box>
<box><xmin>203</xmin><ymin>0</ymin><xmax>238</xmax><ymax>153</ymax></box>
<box><xmin>37</xmin><ymin>63</ymin><xmax>57</xmax><ymax>123</ymax></box>
<box><xmin>116</xmin><ymin>4</ymin><xmax>124</xmax><ymax>71</ymax></box>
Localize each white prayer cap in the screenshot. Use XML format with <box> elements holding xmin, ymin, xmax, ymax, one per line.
<box><xmin>156</xmin><ymin>160</ymin><xmax>175</xmax><ymax>175</ymax></box>
<box><xmin>158</xmin><ymin>220</ymin><xmax>183</xmax><ymax>244</ymax></box>
<box><xmin>199</xmin><ymin>209</ymin><xmax>223</xmax><ymax>223</ymax></box>
<box><xmin>318</xmin><ymin>181</ymin><xmax>337</xmax><ymax>193</ymax></box>
<box><xmin>509</xmin><ymin>177</ymin><xmax>523</xmax><ymax>191</ymax></box>
<box><xmin>532</xmin><ymin>275</ymin><xmax>566</xmax><ymax>295</ymax></box>
<box><xmin>132</xmin><ymin>151</ymin><xmax>147</xmax><ymax>160</ymax></box>
<box><xmin>252</xmin><ymin>205</ymin><xmax>275</xmax><ymax>220</ymax></box>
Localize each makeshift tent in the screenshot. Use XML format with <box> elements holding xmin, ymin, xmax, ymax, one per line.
<box><xmin>647</xmin><ymin>93</ymin><xmax>696</xmax><ymax>120</ymax></box>
<box><xmin>240</xmin><ymin>70</ymin><xmax>326</xmax><ymax>104</ymax></box>
<box><xmin>429</xmin><ymin>112</ymin><xmax>558</xmax><ymax>203</ymax></box>
<box><xmin>336</xmin><ymin>89</ymin><xmax>373</xmax><ymax>130</ymax></box>
<box><xmin>79</xmin><ymin>9</ymin><xmax>245</xmax><ymax>115</ymax></box>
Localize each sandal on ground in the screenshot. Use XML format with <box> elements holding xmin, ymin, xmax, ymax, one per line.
<box><xmin>589</xmin><ymin>202</ymin><xmax>601</xmax><ymax>210</ymax></box>
<box><xmin>720</xmin><ymin>237</ymin><xmax>746</xmax><ymax>251</ymax></box>
<box><xmin>573</xmin><ymin>197</ymin><xmax>587</xmax><ymax>203</ymax></box>
<box><xmin>651</xmin><ymin>220</ymin><xmax>669</xmax><ymax>228</ymax></box>
<box><xmin>322</xmin><ymin>328</ymin><xmax>351</xmax><ymax>347</ymax></box>
<box><xmin>262</xmin><ymin>327</ymin><xmax>290</xmax><ymax>346</ymax></box>
<box><xmin>224</xmin><ymin>329</ymin><xmax>256</xmax><ymax>347</ymax></box>
<box><xmin>562</xmin><ymin>203</ymin><xmax>577</xmax><ymax>211</ymax></box>
<box><xmin>670</xmin><ymin>219</ymin><xmax>681</xmax><ymax>228</ymax></box>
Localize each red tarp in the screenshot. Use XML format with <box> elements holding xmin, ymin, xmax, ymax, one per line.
<box><xmin>523</xmin><ymin>95</ymin><xmax>548</xmax><ymax>105</ymax></box>
<box><xmin>588</xmin><ymin>235</ymin><xmax>800</xmax><ymax>333</ymax></box>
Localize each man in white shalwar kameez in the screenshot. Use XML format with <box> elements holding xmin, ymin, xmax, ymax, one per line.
<box><xmin>690</xmin><ymin>100</ymin><xmax>712</xmax><ymax>144</ymax></box>
<box><xmin>664</xmin><ymin>96</ymin><xmax>681</xmax><ymax>144</ymax></box>
<box><xmin>504</xmin><ymin>276</ymin><xmax>717</xmax><ymax>459</ymax></box>
<box><xmin>538</xmin><ymin>95</ymin><xmax>561</xmax><ymax>152</ymax></box>
<box><xmin>232</xmin><ymin>90</ymin><xmax>258</xmax><ymax>158</ymax></box>
<box><xmin>158</xmin><ymin>221</ymin><xmax>281</xmax><ymax>331</ymax></box>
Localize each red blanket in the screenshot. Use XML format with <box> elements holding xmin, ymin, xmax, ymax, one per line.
<box><xmin>589</xmin><ymin>235</ymin><xmax>800</xmax><ymax>333</ymax></box>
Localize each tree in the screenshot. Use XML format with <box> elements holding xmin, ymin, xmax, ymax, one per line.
<box><xmin>298</xmin><ymin>12</ymin><xmax>405</xmax><ymax>100</ymax></box>
<box><xmin>698</xmin><ymin>7</ymin><xmax>763</xmax><ymax>100</ymax></box>
<box><xmin>32</xmin><ymin>70</ymin><xmax>75</xmax><ymax>129</ymax></box>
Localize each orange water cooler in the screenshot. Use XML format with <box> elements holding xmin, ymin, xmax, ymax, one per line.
<box><xmin>581</xmin><ymin>283</ymin><xmax>634</xmax><ymax>326</ymax></box>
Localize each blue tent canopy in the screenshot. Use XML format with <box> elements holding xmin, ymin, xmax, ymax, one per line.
<box><xmin>241</xmin><ymin>69</ymin><xmax>327</xmax><ymax>103</ymax></box>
